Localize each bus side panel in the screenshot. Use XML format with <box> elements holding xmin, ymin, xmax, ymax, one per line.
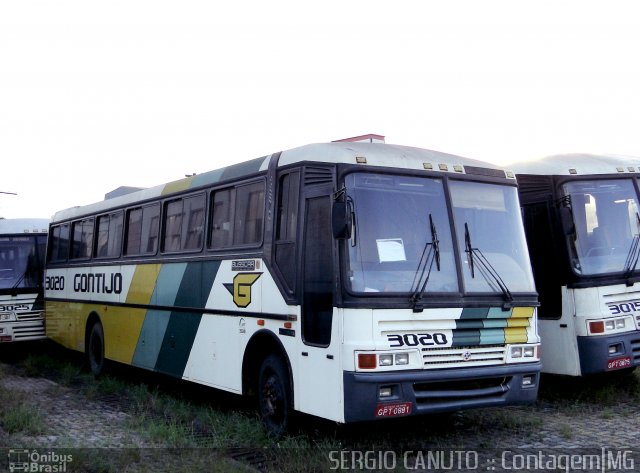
<box><xmin>45</xmin><ymin>300</ymin><xmax>85</xmax><ymax>352</ymax></box>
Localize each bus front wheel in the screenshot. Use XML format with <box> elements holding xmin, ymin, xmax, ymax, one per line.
<box><xmin>258</xmin><ymin>354</ymin><xmax>292</xmax><ymax>436</ymax></box>
<box><xmin>87</xmin><ymin>322</ymin><xmax>105</xmax><ymax>376</ymax></box>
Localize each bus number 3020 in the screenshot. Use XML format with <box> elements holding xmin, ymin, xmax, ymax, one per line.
<box><xmin>386</xmin><ymin>333</ymin><xmax>448</xmax><ymax>347</ymax></box>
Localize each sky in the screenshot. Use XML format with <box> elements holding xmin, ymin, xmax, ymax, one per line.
<box><xmin>1</xmin><ymin>0</ymin><xmax>640</xmax><ymax>219</ymax></box>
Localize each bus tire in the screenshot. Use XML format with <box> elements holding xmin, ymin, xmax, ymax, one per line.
<box><xmin>258</xmin><ymin>354</ymin><xmax>292</xmax><ymax>437</ymax></box>
<box><xmin>87</xmin><ymin>321</ymin><xmax>105</xmax><ymax>376</ymax></box>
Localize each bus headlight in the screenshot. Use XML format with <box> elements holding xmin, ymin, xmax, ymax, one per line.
<box><xmin>379</xmin><ymin>354</ymin><xmax>393</xmax><ymax>366</ymax></box>
<box><xmin>507</xmin><ymin>344</ymin><xmax>540</xmax><ymax>363</ymax></box>
<box><xmin>395</xmin><ymin>353</ymin><xmax>409</xmax><ymax>365</ymax></box>
<box><xmin>356</xmin><ymin>350</ymin><xmax>418</xmax><ymax>371</ymax></box>
<box><xmin>0</xmin><ymin>313</ymin><xmax>15</xmax><ymax>322</ymax></box>
<box><xmin>588</xmin><ymin>316</ymin><xmax>631</xmax><ymax>335</ymax></box>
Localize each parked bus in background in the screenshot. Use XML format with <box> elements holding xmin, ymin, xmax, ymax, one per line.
<box><xmin>514</xmin><ymin>154</ymin><xmax>640</xmax><ymax>376</ymax></box>
<box><xmin>45</xmin><ymin>139</ymin><xmax>541</xmax><ymax>433</ymax></box>
<box><xmin>0</xmin><ymin>218</ymin><xmax>48</xmax><ymax>343</ymax></box>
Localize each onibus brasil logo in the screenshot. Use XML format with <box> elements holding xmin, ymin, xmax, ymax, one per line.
<box><xmin>8</xmin><ymin>449</ymin><xmax>72</xmax><ymax>472</ymax></box>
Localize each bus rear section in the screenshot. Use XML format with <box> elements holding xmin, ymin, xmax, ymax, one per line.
<box><xmin>515</xmin><ymin>154</ymin><xmax>640</xmax><ymax>376</ymax></box>
<box><xmin>44</xmin><ymin>142</ymin><xmax>540</xmax><ymax>432</ymax></box>
<box><xmin>0</xmin><ymin>218</ymin><xmax>48</xmax><ymax>343</ymax></box>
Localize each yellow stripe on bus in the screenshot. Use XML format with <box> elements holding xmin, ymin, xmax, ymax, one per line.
<box><xmin>504</xmin><ymin>327</ymin><xmax>528</xmax><ymax>344</ymax></box>
<box><xmin>126</xmin><ymin>264</ymin><xmax>161</xmax><ymax>305</ymax></box>
<box><xmin>101</xmin><ymin>305</ymin><xmax>147</xmax><ymax>365</ymax></box>
<box><xmin>161</xmin><ymin>176</ymin><xmax>194</xmax><ymax>196</ymax></box>
<box><xmin>506</xmin><ymin>318</ymin><xmax>530</xmax><ymax>327</ymax></box>
<box><xmin>511</xmin><ymin>307</ymin><xmax>534</xmax><ymax>318</ymax></box>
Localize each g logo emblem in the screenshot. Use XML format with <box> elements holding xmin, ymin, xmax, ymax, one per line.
<box><xmin>224</xmin><ymin>273</ymin><xmax>262</xmax><ymax>308</ymax></box>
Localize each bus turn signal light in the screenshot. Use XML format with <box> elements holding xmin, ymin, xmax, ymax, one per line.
<box><xmin>589</xmin><ymin>321</ymin><xmax>604</xmax><ymax>334</ymax></box>
<box><xmin>358</xmin><ymin>354</ymin><xmax>377</xmax><ymax>369</ymax></box>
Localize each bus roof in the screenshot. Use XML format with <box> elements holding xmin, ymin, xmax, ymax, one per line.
<box><xmin>0</xmin><ymin>218</ymin><xmax>49</xmax><ymax>235</ymax></box>
<box><xmin>51</xmin><ymin>142</ymin><xmax>512</xmax><ymax>223</ymax></box>
<box><xmin>512</xmin><ymin>153</ymin><xmax>640</xmax><ymax>177</ymax></box>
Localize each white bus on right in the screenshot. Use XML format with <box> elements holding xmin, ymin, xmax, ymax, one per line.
<box><xmin>514</xmin><ymin>154</ymin><xmax>640</xmax><ymax>376</ymax></box>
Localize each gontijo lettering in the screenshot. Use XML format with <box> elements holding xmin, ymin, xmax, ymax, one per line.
<box><xmin>73</xmin><ymin>273</ymin><xmax>123</xmax><ymax>294</ymax></box>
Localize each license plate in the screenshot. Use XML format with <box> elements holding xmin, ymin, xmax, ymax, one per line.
<box><xmin>375</xmin><ymin>402</ymin><xmax>413</xmax><ymax>418</ymax></box>
<box><xmin>607</xmin><ymin>356</ymin><xmax>632</xmax><ymax>371</ymax></box>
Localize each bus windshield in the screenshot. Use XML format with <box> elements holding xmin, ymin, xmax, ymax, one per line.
<box><xmin>345</xmin><ymin>173</ymin><xmax>459</xmax><ymax>294</ymax></box>
<box><xmin>0</xmin><ymin>235</ymin><xmax>47</xmax><ymax>291</ymax></box>
<box><xmin>562</xmin><ymin>179</ymin><xmax>640</xmax><ymax>276</ymax></box>
<box><xmin>449</xmin><ymin>181</ymin><xmax>535</xmax><ymax>293</ymax></box>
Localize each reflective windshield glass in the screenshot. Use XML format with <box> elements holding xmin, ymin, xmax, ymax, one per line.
<box><xmin>0</xmin><ymin>235</ymin><xmax>46</xmax><ymax>290</ymax></box>
<box><xmin>346</xmin><ymin>173</ymin><xmax>459</xmax><ymax>293</ymax></box>
<box><xmin>450</xmin><ymin>181</ymin><xmax>535</xmax><ymax>293</ymax></box>
<box><xmin>562</xmin><ymin>179</ymin><xmax>640</xmax><ymax>276</ymax></box>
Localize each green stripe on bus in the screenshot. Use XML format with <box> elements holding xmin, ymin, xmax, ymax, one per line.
<box><xmin>153</xmin><ymin>260</ymin><xmax>221</xmax><ymax>377</ymax></box>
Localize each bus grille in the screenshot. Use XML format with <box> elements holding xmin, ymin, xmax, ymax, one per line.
<box><xmin>413</xmin><ymin>376</ymin><xmax>510</xmax><ymax>405</ymax></box>
<box><xmin>422</xmin><ymin>345</ymin><xmax>506</xmax><ymax>369</ymax></box>
<box><xmin>631</xmin><ymin>337</ymin><xmax>640</xmax><ymax>363</ymax></box>
<box><xmin>15</xmin><ymin>311</ymin><xmax>44</xmax><ymax>322</ymax></box>
<box><xmin>12</xmin><ymin>322</ymin><xmax>45</xmax><ymax>339</ymax></box>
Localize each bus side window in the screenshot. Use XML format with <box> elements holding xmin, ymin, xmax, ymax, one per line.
<box><xmin>274</xmin><ymin>171</ymin><xmax>300</xmax><ymax>295</ymax></box>
<box><xmin>125</xmin><ymin>204</ymin><xmax>160</xmax><ymax>256</ymax></box>
<box><xmin>96</xmin><ymin>212</ymin><xmax>123</xmax><ymax>258</ymax></box>
<box><xmin>209</xmin><ymin>188</ymin><xmax>235</xmax><ymax>249</ymax></box>
<box><xmin>49</xmin><ymin>224</ymin><xmax>70</xmax><ymax>262</ymax></box>
<box><xmin>70</xmin><ymin>218</ymin><xmax>94</xmax><ymax>260</ymax></box>
<box><xmin>163</xmin><ymin>199</ymin><xmax>184</xmax><ymax>253</ymax></box>
<box><xmin>234</xmin><ymin>182</ymin><xmax>265</xmax><ymax>245</ymax></box>
<box><xmin>183</xmin><ymin>194</ymin><xmax>205</xmax><ymax>250</ymax></box>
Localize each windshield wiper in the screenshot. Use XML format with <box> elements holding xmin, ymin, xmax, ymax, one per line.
<box><xmin>464</xmin><ymin>223</ymin><xmax>513</xmax><ymax>306</ymax></box>
<box><xmin>623</xmin><ymin>213</ymin><xmax>640</xmax><ymax>284</ymax></box>
<box><xmin>411</xmin><ymin>214</ymin><xmax>441</xmax><ymax>312</ymax></box>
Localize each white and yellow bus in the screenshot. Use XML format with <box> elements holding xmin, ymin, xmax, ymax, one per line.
<box><xmin>515</xmin><ymin>154</ymin><xmax>640</xmax><ymax>376</ymax></box>
<box><xmin>0</xmin><ymin>218</ymin><xmax>48</xmax><ymax>343</ymax></box>
<box><xmin>45</xmin><ymin>141</ymin><xmax>541</xmax><ymax>433</ymax></box>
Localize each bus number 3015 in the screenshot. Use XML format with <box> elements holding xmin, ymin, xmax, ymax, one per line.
<box><xmin>386</xmin><ymin>333</ymin><xmax>448</xmax><ymax>347</ymax></box>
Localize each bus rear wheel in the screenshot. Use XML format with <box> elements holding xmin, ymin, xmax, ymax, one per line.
<box><xmin>87</xmin><ymin>321</ymin><xmax>105</xmax><ymax>376</ymax></box>
<box><xmin>258</xmin><ymin>354</ymin><xmax>292</xmax><ymax>437</ymax></box>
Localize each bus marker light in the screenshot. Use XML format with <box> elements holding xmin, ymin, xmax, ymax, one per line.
<box><xmin>257</xmin><ymin>319</ymin><xmax>265</xmax><ymax>326</ymax></box>
<box><xmin>356</xmin><ymin>156</ymin><xmax>367</xmax><ymax>164</ymax></box>
<box><xmin>358</xmin><ymin>354</ymin><xmax>377</xmax><ymax>369</ymax></box>
<box><xmin>0</xmin><ymin>335</ymin><xmax>11</xmax><ymax>342</ymax></box>
<box><xmin>284</xmin><ymin>322</ymin><xmax>292</xmax><ymax>329</ymax></box>
<box><xmin>589</xmin><ymin>321</ymin><xmax>605</xmax><ymax>334</ymax></box>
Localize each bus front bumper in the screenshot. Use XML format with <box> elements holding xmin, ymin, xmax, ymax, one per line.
<box><xmin>343</xmin><ymin>362</ymin><xmax>541</xmax><ymax>423</ymax></box>
<box><xmin>0</xmin><ymin>320</ymin><xmax>46</xmax><ymax>343</ymax></box>
<box><xmin>577</xmin><ymin>331</ymin><xmax>640</xmax><ymax>375</ymax></box>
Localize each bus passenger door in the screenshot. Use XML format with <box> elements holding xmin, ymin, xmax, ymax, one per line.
<box><xmin>296</xmin><ymin>187</ymin><xmax>342</xmax><ymax>421</ymax></box>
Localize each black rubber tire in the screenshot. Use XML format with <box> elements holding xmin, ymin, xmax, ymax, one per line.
<box><xmin>87</xmin><ymin>322</ymin><xmax>105</xmax><ymax>376</ymax></box>
<box><xmin>258</xmin><ymin>354</ymin><xmax>292</xmax><ymax>437</ymax></box>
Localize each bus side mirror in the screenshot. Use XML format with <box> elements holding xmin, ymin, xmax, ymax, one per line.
<box><xmin>332</xmin><ymin>201</ymin><xmax>352</xmax><ymax>239</ymax></box>
<box><xmin>559</xmin><ymin>207</ymin><xmax>575</xmax><ymax>235</ymax></box>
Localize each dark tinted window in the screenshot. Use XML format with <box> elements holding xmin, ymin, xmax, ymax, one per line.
<box><xmin>210</xmin><ymin>188</ymin><xmax>234</xmax><ymax>248</ymax></box>
<box><xmin>125</xmin><ymin>204</ymin><xmax>160</xmax><ymax>255</ymax></box>
<box><xmin>49</xmin><ymin>224</ymin><xmax>70</xmax><ymax>262</ymax></box>
<box><xmin>70</xmin><ymin>218</ymin><xmax>94</xmax><ymax>260</ymax></box>
<box><xmin>234</xmin><ymin>182</ymin><xmax>265</xmax><ymax>245</ymax></box>
<box><xmin>96</xmin><ymin>212</ymin><xmax>123</xmax><ymax>258</ymax></box>
<box><xmin>162</xmin><ymin>194</ymin><xmax>206</xmax><ymax>253</ymax></box>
